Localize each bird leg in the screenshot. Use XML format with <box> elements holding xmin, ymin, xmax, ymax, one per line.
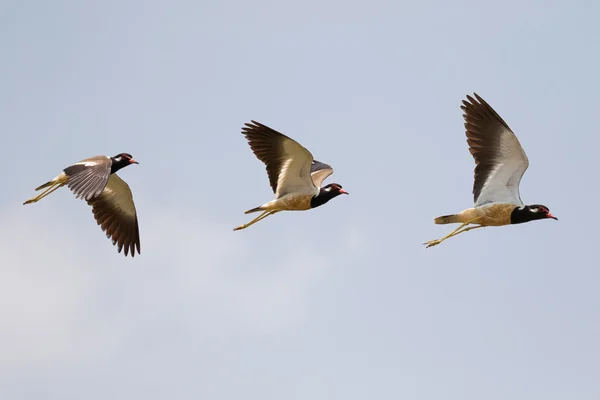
<box><xmin>233</xmin><ymin>210</ymin><xmax>279</xmax><ymax>231</ymax></box>
<box><xmin>23</xmin><ymin>183</ymin><xmax>65</xmax><ymax>205</ymax></box>
<box><xmin>444</xmin><ymin>225</ymin><xmax>484</xmax><ymax>239</ymax></box>
<box><xmin>423</xmin><ymin>218</ymin><xmax>482</xmax><ymax>248</ymax></box>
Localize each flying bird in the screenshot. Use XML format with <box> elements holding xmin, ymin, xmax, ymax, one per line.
<box><xmin>234</xmin><ymin>121</ymin><xmax>348</xmax><ymax>231</ymax></box>
<box><xmin>24</xmin><ymin>153</ymin><xmax>141</xmax><ymax>257</ymax></box>
<box><xmin>424</xmin><ymin>93</ymin><xmax>557</xmax><ymax>248</ymax></box>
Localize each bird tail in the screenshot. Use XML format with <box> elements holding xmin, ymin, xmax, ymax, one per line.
<box><xmin>244</xmin><ymin>206</ymin><xmax>264</xmax><ymax>214</ymax></box>
<box><xmin>434</xmin><ymin>214</ymin><xmax>461</xmax><ymax>224</ymax></box>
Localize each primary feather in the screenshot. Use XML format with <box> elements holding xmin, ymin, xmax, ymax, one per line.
<box><xmin>462</xmin><ymin>93</ymin><xmax>529</xmax><ymax>207</ymax></box>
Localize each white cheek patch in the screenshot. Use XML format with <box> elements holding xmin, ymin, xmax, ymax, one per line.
<box><xmin>530</xmin><ymin>208</ymin><xmax>538</xmax><ymax>212</ymax></box>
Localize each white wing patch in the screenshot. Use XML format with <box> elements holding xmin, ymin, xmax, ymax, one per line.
<box><xmin>75</xmin><ymin>156</ymin><xmax>110</xmax><ymax>167</ymax></box>
<box><xmin>274</xmin><ymin>139</ymin><xmax>317</xmax><ymax>198</ymax></box>
<box><xmin>475</xmin><ymin>160</ymin><xmax>527</xmax><ymax>207</ymax></box>
<box><xmin>473</xmin><ymin>127</ymin><xmax>529</xmax><ymax>207</ymax></box>
<box><xmin>76</xmin><ymin>161</ymin><xmax>101</xmax><ymax>167</ymax></box>
<box><xmin>463</xmin><ymin>94</ymin><xmax>530</xmax><ymax>208</ymax></box>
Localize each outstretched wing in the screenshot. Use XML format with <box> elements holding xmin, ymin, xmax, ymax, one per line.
<box><xmin>462</xmin><ymin>93</ymin><xmax>529</xmax><ymax>207</ymax></box>
<box><xmin>241</xmin><ymin>121</ymin><xmax>317</xmax><ymax>198</ymax></box>
<box><xmin>64</xmin><ymin>156</ymin><xmax>112</xmax><ymax>201</ymax></box>
<box><xmin>310</xmin><ymin>159</ymin><xmax>334</xmax><ymax>188</ymax></box>
<box><xmin>87</xmin><ymin>174</ymin><xmax>140</xmax><ymax>257</ymax></box>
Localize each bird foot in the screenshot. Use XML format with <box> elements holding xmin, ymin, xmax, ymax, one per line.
<box><xmin>423</xmin><ymin>239</ymin><xmax>441</xmax><ymax>248</ymax></box>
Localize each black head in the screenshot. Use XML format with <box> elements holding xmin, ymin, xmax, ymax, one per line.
<box><xmin>310</xmin><ymin>183</ymin><xmax>349</xmax><ymax>209</ymax></box>
<box><xmin>510</xmin><ymin>204</ymin><xmax>558</xmax><ymax>224</ymax></box>
<box><xmin>323</xmin><ymin>183</ymin><xmax>348</xmax><ymax>195</ymax></box>
<box><xmin>110</xmin><ymin>153</ymin><xmax>139</xmax><ymax>173</ymax></box>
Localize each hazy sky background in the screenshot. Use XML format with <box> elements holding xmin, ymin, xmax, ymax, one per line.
<box><xmin>1</xmin><ymin>1</ymin><xmax>599</xmax><ymax>399</ymax></box>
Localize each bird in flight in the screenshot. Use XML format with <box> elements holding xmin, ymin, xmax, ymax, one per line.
<box><xmin>234</xmin><ymin>121</ymin><xmax>348</xmax><ymax>231</ymax></box>
<box><xmin>424</xmin><ymin>93</ymin><xmax>557</xmax><ymax>248</ymax></box>
<box><xmin>24</xmin><ymin>153</ymin><xmax>141</xmax><ymax>257</ymax></box>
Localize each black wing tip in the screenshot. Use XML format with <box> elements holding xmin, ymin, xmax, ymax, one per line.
<box><xmin>242</xmin><ymin>120</ymin><xmax>267</xmax><ymax>133</ymax></box>
<box><xmin>116</xmin><ymin>240</ymin><xmax>141</xmax><ymax>257</ymax></box>
<box><xmin>125</xmin><ymin>246</ymin><xmax>141</xmax><ymax>258</ymax></box>
<box><xmin>96</xmin><ymin>211</ymin><xmax>140</xmax><ymax>258</ymax></box>
<box><xmin>241</xmin><ymin>120</ymin><xmax>288</xmax><ymax>138</ymax></box>
<box><xmin>461</xmin><ymin>92</ymin><xmax>494</xmax><ymax>124</ymax></box>
<box><xmin>462</xmin><ymin>92</ymin><xmax>513</xmax><ymax>132</ymax></box>
<box><xmin>462</xmin><ymin>92</ymin><xmax>485</xmax><ymax>108</ymax></box>
<box><xmin>243</xmin><ymin>120</ymin><xmax>258</xmax><ymax>128</ymax></box>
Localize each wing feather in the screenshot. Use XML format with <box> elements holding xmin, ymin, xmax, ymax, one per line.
<box><xmin>310</xmin><ymin>159</ymin><xmax>334</xmax><ymax>188</ymax></box>
<box><xmin>242</xmin><ymin>121</ymin><xmax>317</xmax><ymax>198</ymax></box>
<box><xmin>462</xmin><ymin>93</ymin><xmax>529</xmax><ymax>207</ymax></box>
<box><xmin>87</xmin><ymin>174</ymin><xmax>140</xmax><ymax>257</ymax></box>
<box><xmin>64</xmin><ymin>156</ymin><xmax>112</xmax><ymax>200</ymax></box>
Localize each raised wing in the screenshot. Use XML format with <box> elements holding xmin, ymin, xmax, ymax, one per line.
<box><xmin>241</xmin><ymin>121</ymin><xmax>316</xmax><ymax>198</ymax></box>
<box><xmin>462</xmin><ymin>93</ymin><xmax>529</xmax><ymax>207</ymax></box>
<box><xmin>87</xmin><ymin>174</ymin><xmax>140</xmax><ymax>257</ymax></box>
<box><xmin>310</xmin><ymin>159</ymin><xmax>334</xmax><ymax>188</ymax></box>
<box><xmin>64</xmin><ymin>156</ymin><xmax>111</xmax><ymax>201</ymax></box>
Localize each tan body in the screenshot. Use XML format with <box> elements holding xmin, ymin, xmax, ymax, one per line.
<box><xmin>425</xmin><ymin>203</ymin><xmax>518</xmax><ymax>248</ymax></box>
<box><xmin>436</xmin><ymin>203</ymin><xmax>517</xmax><ymax>227</ymax></box>
<box><xmin>252</xmin><ymin>194</ymin><xmax>313</xmax><ymax>213</ymax></box>
<box><xmin>233</xmin><ymin>194</ymin><xmax>314</xmax><ymax>231</ymax></box>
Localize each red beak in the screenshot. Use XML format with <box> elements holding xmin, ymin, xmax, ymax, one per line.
<box><xmin>547</xmin><ymin>212</ymin><xmax>558</xmax><ymax>220</ymax></box>
<box><xmin>339</xmin><ymin>189</ymin><xmax>349</xmax><ymax>195</ymax></box>
<box><xmin>130</xmin><ymin>159</ymin><xmax>139</xmax><ymax>164</ymax></box>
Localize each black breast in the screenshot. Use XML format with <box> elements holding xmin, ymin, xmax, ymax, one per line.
<box><xmin>310</xmin><ymin>193</ymin><xmax>330</xmax><ymax>209</ymax></box>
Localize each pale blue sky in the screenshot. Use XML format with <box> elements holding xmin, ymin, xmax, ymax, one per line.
<box><xmin>1</xmin><ymin>1</ymin><xmax>599</xmax><ymax>399</ymax></box>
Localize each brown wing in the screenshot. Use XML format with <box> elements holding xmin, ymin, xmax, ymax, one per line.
<box><xmin>462</xmin><ymin>93</ymin><xmax>529</xmax><ymax>207</ymax></box>
<box><xmin>241</xmin><ymin>121</ymin><xmax>316</xmax><ymax>198</ymax></box>
<box><xmin>64</xmin><ymin>155</ymin><xmax>112</xmax><ymax>201</ymax></box>
<box><xmin>87</xmin><ymin>174</ymin><xmax>140</xmax><ymax>257</ymax></box>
